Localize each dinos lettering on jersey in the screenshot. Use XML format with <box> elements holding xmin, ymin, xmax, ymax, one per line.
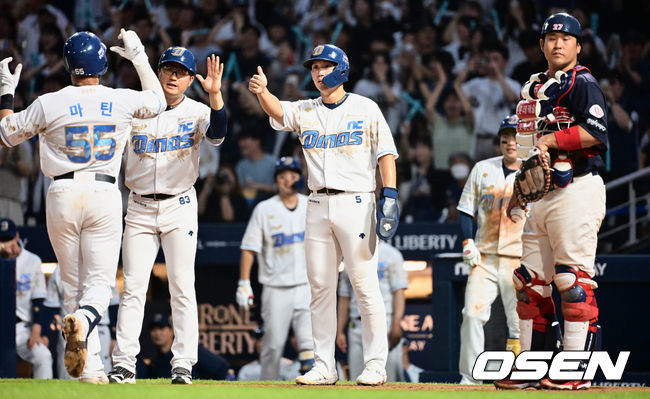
<box><xmin>302</xmin><ymin>120</ymin><xmax>364</xmax><ymax>149</ymax></box>
<box><xmin>272</xmin><ymin>232</ymin><xmax>306</xmax><ymax>247</ymax></box>
<box><xmin>131</xmin><ymin>133</ymin><xmax>194</xmax><ymax>154</ymax></box>
<box><xmin>16</xmin><ymin>273</ymin><xmax>31</xmax><ymax>293</ymax></box>
<box><xmin>479</xmin><ymin>194</ymin><xmax>511</xmax><ymax>211</ymax></box>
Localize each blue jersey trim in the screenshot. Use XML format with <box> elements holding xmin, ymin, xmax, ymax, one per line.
<box><xmin>0</xmin><ymin>122</ymin><xmax>14</xmax><ymax>147</ymax></box>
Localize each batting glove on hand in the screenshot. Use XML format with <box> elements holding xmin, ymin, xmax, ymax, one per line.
<box><xmin>376</xmin><ymin>187</ymin><xmax>399</xmax><ymax>240</ymax></box>
<box><xmin>462</xmin><ymin>239</ymin><xmax>481</xmax><ymax>267</ymax></box>
<box><xmin>0</xmin><ymin>57</ymin><xmax>22</xmax><ymax>96</ymax></box>
<box><xmin>236</xmin><ymin>279</ymin><xmax>254</xmax><ymax>310</ymax></box>
<box><xmin>110</xmin><ymin>29</ymin><xmax>148</xmax><ymax>67</ymax></box>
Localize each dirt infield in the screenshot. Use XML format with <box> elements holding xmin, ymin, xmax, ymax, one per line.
<box><xmin>220</xmin><ymin>382</ymin><xmax>650</xmax><ymax>392</ymax></box>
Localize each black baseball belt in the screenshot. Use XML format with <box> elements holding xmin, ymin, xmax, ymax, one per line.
<box><xmin>53</xmin><ymin>171</ymin><xmax>115</xmax><ymax>184</ymax></box>
<box><xmin>140</xmin><ymin>193</ymin><xmax>174</xmax><ymax>200</ymax></box>
<box><xmin>315</xmin><ymin>188</ymin><xmax>344</xmax><ymax>195</ymax></box>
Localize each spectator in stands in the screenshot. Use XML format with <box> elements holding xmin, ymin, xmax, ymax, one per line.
<box><xmin>603</xmin><ymin>71</ymin><xmax>640</xmax><ymax>179</ymax></box>
<box><xmin>137</xmin><ymin>313</ymin><xmax>229</xmax><ymax>380</ymax></box>
<box><xmin>424</xmin><ymin>61</ymin><xmax>474</xmax><ymax>171</ymax></box>
<box><xmin>510</xmin><ymin>29</ymin><xmax>546</xmax><ymax>85</ymax></box>
<box><xmin>354</xmin><ymin>51</ymin><xmax>403</xmax><ymax>134</ymax></box>
<box><xmin>235</xmin><ymin>132</ymin><xmax>277</xmax><ymax>208</ymax></box>
<box><xmin>198</xmin><ymin>164</ymin><xmax>250</xmax><ymax>223</ymax></box>
<box><xmin>399</xmin><ymin>135</ymin><xmax>454</xmax><ymax>224</ymax></box>
<box><xmin>445</xmin><ymin>152</ymin><xmax>474</xmax><ymax>223</ymax></box>
<box><xmin>0</xmin><ymin>140</ymin><xmax>32</xmax><ymax>225</ymax></box>
<box><xmin>460</xmin><ymin>43</ymin><xmax>520</xmax><ymax>161</ymax></box>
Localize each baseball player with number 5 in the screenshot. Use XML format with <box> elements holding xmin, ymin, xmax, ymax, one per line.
<box><xmin>237</xmin><ymin>157</ymin><xmax>314</xmax><ymax>380</ymax></box>
<box><xmin>496</xmin><ymin>13</ymin><xmax>607</xmax><ymax>391</ymax></box>
<box><xmin>108</xmin><ymin>49</ymin><xmax>227</xmax><ymax>385</ymax></box>
<box><xmin>0</xmin><ymin>30</ymin><xmax>164</xmax><ymax>383</ymax></box>
<box><xmin>457</xmin><ymin>115</ymin><xmax>524</xmax><ymax>385</ymax></box>
<box><xmin>249</xmin><ymin>44</ymin><xmax>399</xmax><ymax>386</ymax></box>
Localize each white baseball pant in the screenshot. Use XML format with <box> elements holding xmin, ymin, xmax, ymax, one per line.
<box><xmin>459</xmin><ymin>254</ymin><xmax>520</xmax><ymax>384</ymax></box>
<box><xmin>16</xmin><ymin>321</ymin><xmax>53</xmax><ymax>379</ymax></box>
<box><xmin>260</xmin><ymin>283</ymin><xmax>312</xmax><ymax>380</ymax></box>
<box><xmin>113</xmin><ymin>188</ymin><xmax>198</xmax><ymax>372</ymax></box>
<box><xmin>306</xmin><ymin>192</ymin><xmax>387</xmax><ymax>377</ymax></box>
<box><xmin>46</xmin><ymin>173</ymin><xmax>122</xmax><ymax>378</ymax></box>
<box><xmin>346</xmin><ymin>316</ymin><xmax>403</xmax><ymax>381</ymax></box>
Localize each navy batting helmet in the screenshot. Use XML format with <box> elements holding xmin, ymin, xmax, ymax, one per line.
<box><xmin>63</xmin><ymin>32</ymin><xmax>108</xmax><ymax>76</ymax></box>
<box><xmin>274</xmin><ymin>156</ymin><xmax>302</xmax><ymax>178</ymax></box>
<box><xmin>498</xmin><ymin>114</ymin><xmax>518</xmax><ymax>136</ymax></box>
<box><xmin>540</xmin><ymin>13</ymin><xmax>582</xmax><ymax>42</ymax></box>
<box><xmin>303</xmin><ymin>44</ymin><xmax>349</xmax><ymax>88</ymax></box>
<box><xmin>158</xmin><ymin>47</ymin><xmax>196</xmax><ymax>75</ymax></box>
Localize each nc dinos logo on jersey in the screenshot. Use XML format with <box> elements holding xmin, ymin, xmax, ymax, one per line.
<box><xmin>302</xmin><ymin>121</ymin><xmax>364</xmax><ymax>149</ymax></box>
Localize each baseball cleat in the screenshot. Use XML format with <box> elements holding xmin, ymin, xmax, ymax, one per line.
<box><xmin>356</xmin><ymin>366</ymin><xmax>387</xmax><ymax>386</ymax></box>
<box><xmin>108</xmin><ymin>366</ymin><xmax>136</xmax><ymax>384</ymax></box>
<box><xmin>62</xmin><ymin>314</ymin><xmax>87</xmax><ymax>378</ymax></box>
<box><xmin>79</xmin><ymin>373</ymin><xmax>109</xmax><ymax>384</ymax></box>
<box><xmin>171</xmin><ymin>367</ymin><xmax>192</xmax><ymax>384</ymax></box>
<box><xmin>494</xmin><ymin>376</ymin><xmax>541</xmax><ymax>390</ymax></box>
<box><xmin>295</xmin><ymin>368</ymin><xmax>338</xmax><ymax>385</ymax></box>
<box><xmin>540</xmin><ymin>378</ymin><xmax>591</xmax><ymax>390</ymax></box>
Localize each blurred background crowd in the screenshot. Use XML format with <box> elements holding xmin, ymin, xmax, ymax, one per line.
<box><xmin>1</xmin><ymin>0</ymin><xmax>650</xmax><ymax>227</ymax></box>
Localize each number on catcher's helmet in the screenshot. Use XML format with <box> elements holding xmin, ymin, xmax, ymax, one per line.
<box><xmin>540</xmin><ymin>13</ymin><xmax>582</xmax><ymax>43</ymax></box>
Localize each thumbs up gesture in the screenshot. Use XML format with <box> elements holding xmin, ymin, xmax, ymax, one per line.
<box><xmin>248</xmin><ymin>66</ymin><xmax>268</xmax><ymax>95</ymax></box>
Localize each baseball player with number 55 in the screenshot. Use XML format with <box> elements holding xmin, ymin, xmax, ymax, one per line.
<box><xmin>108</xmin><ymin>48</ymin><xmax>227</xmax><ymax>385</ymax></box>
<box><xmin>496</xmin><ymin>13</ymin><xmax>608</xmax><ymax>391</ymax></box>
<box><xmin>249</xmin><ymin>44</ymin><xmax>399</xmax><ymax>386</ymax></box>
<box><xmin>0</xmin><ymin>30</ymin><xmax>164</xmax><ymax>383</ymax></box>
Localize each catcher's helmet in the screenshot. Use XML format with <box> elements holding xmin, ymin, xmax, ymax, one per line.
<box><xmin>540</xmin><ymin>13</ymin><xmax>581</xmax><ymax>42</ymax></box>
<box><xmin>274</xmin><ymin>156</ymin><xmax>302</xmax><ymax>178</ymax></box>
<box><xmin>303</xmin><ymin>44</ymin><xmax>349</xmax><ymax>88</ymax></box>
<box><xmin>63</xmin><ymin>32</ymin><xmax>108</xmax><ymax>76</ymax></box>
<box><xmin>498</xmin><ymin>114</ymin><xmax>518</xmax><ymax>136</ymax></box>
<box><xmin>158</xmin><ymin>47</ymin><xmax>196</xmax><ymax>75</ymax></box>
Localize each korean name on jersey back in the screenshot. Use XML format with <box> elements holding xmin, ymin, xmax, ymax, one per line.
<box><xmin>132</xmin><ymin>121</ymin><xmax>196</xmax><ymax>154</ymax></box>
<box><xmin>302</xmin><ymin>120</ymin><xmax>364</xmax><ymax>149</ymax></box>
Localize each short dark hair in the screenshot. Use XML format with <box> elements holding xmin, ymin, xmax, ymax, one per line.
<box><xmin>484</xmin><ymin>42</ymin><xmax>509</xmax><ymax>60</ymax></box>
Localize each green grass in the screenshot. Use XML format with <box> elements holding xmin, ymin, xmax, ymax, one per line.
<box><xmin>1</xmin><ymin>379</ymin><xmax>649</xmax><ymax>399</ymax></box>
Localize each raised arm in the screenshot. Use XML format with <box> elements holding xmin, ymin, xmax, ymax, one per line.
<box><xmin>248</xmin><ymin>66</ymin><xmax>284</xmax><ymax>125</ymax></box>
<box><xmin>110</xmin><ymin>29</ymin><xmax>164</xmax><ymax>106</ymax></box>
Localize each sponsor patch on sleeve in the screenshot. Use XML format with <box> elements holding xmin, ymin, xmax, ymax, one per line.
<box><xmin>589</xmin><ymin>104</ymin><xmax>604</xmax><ymax>118</ymax></box>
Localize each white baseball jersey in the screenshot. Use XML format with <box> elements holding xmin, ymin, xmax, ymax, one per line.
<box><xmin>0</xmin><ymin>85</ymin><xmax>163</xmax><ymax>177</ymax></box>
<box><xmin>338</xmin><ymin>241</ymin><xmax>408</xmax><ymax>319</ymax></box>
<box><xmin>15</xmin><ymin>247</ymin><xmax>46</xmax><ymax>323</ymax></box>
<box><xmin>124</xmin><ymin>97</ymin><xmax>223</xmax><ymax>194</ymax></box>
<box><xmin>241</xmin><ymin>194</ymin><xmax>308</xmax><ymax>287</ymax></box>
<box><xmin>457</xmin><ymin>156</ymin><xmax>524</xmax><ymax>257</ymax></box>
<box><xmin>270</xmin><ymin>93</ymin><xmax>398</xmax><ymax>192</ymax></box>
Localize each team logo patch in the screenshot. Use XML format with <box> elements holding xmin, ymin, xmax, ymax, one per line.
<box><xmin>171</xmin><ymin>47</ymin><xmax>185</xmax><ymax>56</ymax></box>
<box><xmin>589</xmin><ymin>104</ymin><xmax>604</xmax><ymax>118</ymax></box>
<box><xmin>312</xmin><ymin>45</ymin><xmax>324</xmax><ymax>56</ymax></box>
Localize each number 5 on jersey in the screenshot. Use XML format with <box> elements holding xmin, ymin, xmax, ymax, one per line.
<box><xmin>65</xmin><ymin>125</ymin><xmax>116</xmax><ymax>163</ymax></box>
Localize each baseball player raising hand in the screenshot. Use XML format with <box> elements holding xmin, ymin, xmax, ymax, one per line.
<box><xmin>249</xmin><ymin>44</ymin><xmax>399</xmax><ymax>386</ymax></box>
<box><xmin>1</xmin><ymin>30</ymin><xmax>164</xmax><ymax>383</ymax></box>
<box><xmin>109</xmin><ymin>48</ymin><xmax>227</xmax><ymax>385</ymax></box>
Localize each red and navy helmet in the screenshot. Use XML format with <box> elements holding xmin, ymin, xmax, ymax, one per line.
<box><xmin>540</xmin><ymin>13</ymin><xmax>582</xmax><ymax>43</ymax></box>
<box><xmin>303</xmin><ymin>44</ymin><xmax>349</xmax><ymax>88</ymax></box>
<box><xmin>63</xmin><ymin>32</ymin><xmax>108</xmax><ymax>76</ymax></box>
<box><xmin>158</xmin><ymin>47</ymin><xmax>196</xmax><ymax>75</ymax></box>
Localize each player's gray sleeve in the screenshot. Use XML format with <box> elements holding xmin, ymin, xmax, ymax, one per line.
<box><xmin>132</xmin><ymin>61</ymin><xmax>164</xmax><ymax>114</ymax></box>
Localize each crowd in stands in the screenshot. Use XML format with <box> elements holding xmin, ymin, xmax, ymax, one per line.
<box><xmin>2</xmin><ymin>0</ymin><xmax>650</xmax><ymax>226</ymax></box>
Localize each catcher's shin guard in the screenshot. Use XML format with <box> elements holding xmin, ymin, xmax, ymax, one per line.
<box><xmin>513</xmin><ymin>265</ymin><xmax>556</xmax><ymax>351</ymax></box>
<box><xmin>553</xmin><ymin>265</ymin><xmax>599</xmax><ymax>350</ymax></box>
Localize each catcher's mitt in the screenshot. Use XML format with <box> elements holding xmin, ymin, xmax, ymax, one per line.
<box><xmin>514</xmin><ymin>148</ymin><xmax>552</xmax><ymax>206</ymax></box>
